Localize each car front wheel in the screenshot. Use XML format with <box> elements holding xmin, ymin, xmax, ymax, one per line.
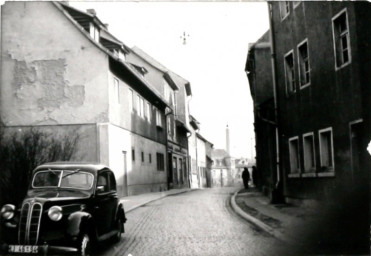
<box><xmin>113</xmin><ymin>219</ymin><xmax>123</xmax><ymax>243</ymax></box>
<box><xmin>79</xmin><ymin>233</ymin><xmax>91</xmax><ymax>256</ymax></box>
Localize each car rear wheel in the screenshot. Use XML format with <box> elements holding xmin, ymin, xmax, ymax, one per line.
<box><xmin>79</xmin><ymin>233</ymin><xmax>91</xmax><ymax>256</ymax></box>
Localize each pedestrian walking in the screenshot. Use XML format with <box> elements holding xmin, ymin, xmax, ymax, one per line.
<box><xmin>242</xmin><ymin>167</ymin><xmax>250</xmax><ymax>189</ymax></box>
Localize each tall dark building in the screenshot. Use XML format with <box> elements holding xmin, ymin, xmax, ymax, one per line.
<box><xmin>246</xmin><ymin>2</ymin><xmax>370</xmax><ymax>253</ymax></box>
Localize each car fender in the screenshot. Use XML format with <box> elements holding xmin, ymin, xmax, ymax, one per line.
<box><xmin>116</xmin><ymin>203</ymin><xmax>126</xmax><ymax>223</ymax></box>
<box><xmin>66</xmin><ymin>212</ymin><xmax>93</xmax><ymax>238</ymax></box>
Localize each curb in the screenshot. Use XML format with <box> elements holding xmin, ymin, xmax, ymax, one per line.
<box><xmin>230</xmin><ymin>191</ymin><xmax>292</xmax><ymax>244</ymax></box>
<box><xmin>123</xmin><ymin>189</ymin><xmax>193</xmax><ymax>213</ymax></box>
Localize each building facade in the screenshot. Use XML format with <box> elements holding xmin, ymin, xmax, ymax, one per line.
<box><xmin>246</xmin><ymin>32</ymin><xmax>279</xmax><ymax>198</ymax></box>
<box><xmin>247</xmin><ymin>2</ymin><xmax>370</xmax><ymax>203</ymax></box>
<box><xmin>125</xmin><ymin>47</ymin><xmax>191</xmax><ymax>189</ymax></box>
<box><xmin>0</xmin><ymin>1</ymin><xmax>170</xmax><ymax>196</ymax></box>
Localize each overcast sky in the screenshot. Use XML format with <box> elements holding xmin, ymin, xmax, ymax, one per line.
<box><xmin>71</xmin><ymin>1</ymin><xmax>269</xmax><ymax>159</ymax></box>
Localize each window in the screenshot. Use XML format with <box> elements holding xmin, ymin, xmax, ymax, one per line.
<box><xmin>279</xmin><ymin>1</ymin><xmax>290</xmax><ymax>20</ymax></box>
<box><xmin>89</xmin><ymin>23</ymin><xmax>100</xmax><ymax>42</ymax></box>
<box><xmin>293</xmin><ymin>1</ymin><xmax>301</xmax><ymax>8</ymax></box>
<box><xmin>129</xmin><ymin>89</ymin><xmax>134</xmax><ymax>112</ymax></box>
<box><xmin>141</xmin><ymin>151</ymin><xmax>144</xmax><ymax>163</ymax></box>
<box><xmin>284</xmin><ymin>51</ymin><xmax>295</xmax><ymax>94</ymax></box>
<box><xmin>155</xmin><ymin>108</ymin><xmax>162</xmax><ymax>127</ymax></box>
<box><xmin>167</xmin><ymin>116</ymin><xmax>172</xmax><ymax>138</ymax></box>
<box><xmin>136</xmin><ymin>95</ymin><xmax>140</xmax><ymax>112</ymax></box>
<box><xmin>298</xmin><ymin>40</ymin><xmax>310</xmax><ymax>88</ymax></box>
<box><xmin>149</xmin><ymin>153</ymin><xmax>152</xmax><ymax>163</ymax></box>
<box><xmin>132</xmin><ymin>148</ymin><xmax>135</xmax><ymax>162</ymax></box>
<box><xmin>138</xmin><ymin>97</ymin><xmax>144</xmax><ymax>118</ymax></box>
<box><xmin>156</xmin><ymin>153</ymin><xmax>165</xmax><ymax>171</ymax></box>
<box><xmin>319</xmin><ymin>128</ymin><xmax>334</xmax><ymax>172</ymax></box>
<box><xmin>113</xmin><ymin>78</ymin><xmax>120</xmax><ymax>103</ymax></box>
<box><xmin>108</xmin><ymin>172</ymin><xmax>116</xmax><ymax>192</ymax></box>
<box><xmin>145</xmin><ymin>102</ymin><xmax>151</xmax><ymax>121</ymax></box>
<box><xmin>303</xmin><ymin>133</ymin><xmax>316</xmax><ymax>172</ymax></box>
<box><xmin>97</xmin><ymin>173</ymin><xmax>108</xmax><ymax>193</ymax></box>
<box><xmin>289</xmin><ymin>137</ymin><xmax>300</xmax><ymax>174</ymax></box>
<box><xmin>332</xmin><ymin>9</ymin><xmax>351</xmax><ymax>69</ymax></box>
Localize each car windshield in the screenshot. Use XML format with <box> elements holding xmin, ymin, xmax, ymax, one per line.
<box><xmin>32</xmin><ymin>170</ymin><xmax>94</xmax><ymax>190</ymax></box>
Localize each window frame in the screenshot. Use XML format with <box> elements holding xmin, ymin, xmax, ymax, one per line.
<box><xmin>156</xmin><ymin>152</ymin><xmax>165</xmax><ymax>171</ymax></box>
<box><xmin>132</xmin><ymin>148</ymin><xmax>135</xmax><ymax>162</ymax></box>
<box><xmin>155</xmin><ymin>107</ymin><xmax>163</xmax><ymax>128</ymax></box>
<box><xmin>279</xmin><ymin>1</ymin><xmax>290</xmax><ymax>21</ymax></box>
<box><xmin>146</xmin><ymin>102</ymin><xmax>151</xmax><ymax>122</ymax></box>
<box><xmin>129</xmin><ymin>89</ymin><xmax>134</xmax><ymax>112</ymax></box>
<box><xmin>113</xmin><ymin>77</ymin><xmax>120</xmax><ymax>104</ymax></box>
<box><xmin>297</xmin><ymin>39</ymin><xmax>311</xmax><ymax>89</ymax></box>
<box><xmin>318</xmin><ymin>127</ymin><xmax>335</xmax><ymax>177</ymax></box>
<box><xmin>302</xmin><ymin>132</ymin><xmax>316</xmax><ymax>177</ymax></box>
<box><xmin>288</xmin><ymin>136</ymin><xmax>300</xmax><ymax>178</ymax></box>
<box><xmin>332</xmin><ymin>8</ymin><xmax>351</xmax><ymax>71</ymax></box>
<box><xmin>293</xmin><ymin>1</ymin><xmax>301</xmax><ymax>9</ymax></box>
<box><xmin>284</xmin><ymin>50</ymin><xmax>296</xmax><ymax>95</ymax></box>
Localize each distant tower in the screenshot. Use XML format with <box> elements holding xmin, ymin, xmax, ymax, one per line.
<box><xmin>226</xmin><ymin>125</ymin><xmax>230</xmax><ymax>155</ymax></box>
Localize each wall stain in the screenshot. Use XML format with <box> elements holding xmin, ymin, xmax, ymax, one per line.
<box><xmin>13</xmin><ymin>58</ymin><xmax>85</xmax><ymax>110</ymax></box>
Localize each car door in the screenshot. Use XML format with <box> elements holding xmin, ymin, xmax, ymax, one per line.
<box><xmin>95</xmin><ymin>170</ymin><xmax>117</xmax><ymax>237</ymax></box>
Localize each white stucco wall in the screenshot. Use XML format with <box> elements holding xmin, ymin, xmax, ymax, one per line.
<box><xmin>1</xmin><ymin>2</ymin><xmax>109</xmax><ymax>126</ymax></box>
<box><xmin>98</xmin><ymin>123</ymin><xmax>167</xmax><ymax>196</ymax></box>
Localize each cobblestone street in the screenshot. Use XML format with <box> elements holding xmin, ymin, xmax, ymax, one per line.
<box><xmin>100</xmin><ymin>188</ymin><xmax>294</xmax><ymax>256</ymax></box>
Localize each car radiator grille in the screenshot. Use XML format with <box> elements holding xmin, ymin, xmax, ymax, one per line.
<box><xmin>18</xmin><ymin>202</ymin><xmax>43</xmax><ymax>245</ymax></box>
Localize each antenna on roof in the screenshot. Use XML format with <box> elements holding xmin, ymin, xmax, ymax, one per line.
<box><xmin>180</xmin><ymin>31</ymin><xmax>190</xmax><ymax>45</ymax></box>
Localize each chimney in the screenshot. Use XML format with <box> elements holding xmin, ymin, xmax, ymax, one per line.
<box><xmin>86</xmin><ymin>9</ymin><xmax>96</xmax><ymax>16</ymax></box>
<box><xmin>104</xmin><ymin>23</ymin><xmax>109</xmax><ymax>30</ymax></box>
<box><xmin>226</xmin><ymin>125</ymin><xmax>230</xmax><ymax>155</ymax></box>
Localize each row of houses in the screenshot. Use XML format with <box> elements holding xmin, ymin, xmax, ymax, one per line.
<box><xmin>0</xmin><ymin>1</ymin><xmax>215</xmax><ymax>196</ymax></box>
<box><xmin>246</xmin><ymin>2</ymin><xmax>370</xmax><ymax>204</ymax></box>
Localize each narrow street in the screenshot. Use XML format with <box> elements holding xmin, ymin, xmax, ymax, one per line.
<box><xmin>100</xmin><ymin>188</ymin><xmax>293</xmax><ymax>256</ymax></box>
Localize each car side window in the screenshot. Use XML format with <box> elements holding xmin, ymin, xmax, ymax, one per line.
<box><xmin>97</xmin><ymin>173</ymin><xmax>108</xmax><ymax>193</ymax></box>
<box><xmin>108</xmin><ymin>172</ymin><xmax>116</xmax><ymax>192</ymax></box>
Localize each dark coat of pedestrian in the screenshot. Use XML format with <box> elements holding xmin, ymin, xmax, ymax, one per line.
<box><xmin>242</xmin><ymin>167</ymin><xmax>250</xmax><ymax>189</ymax></box>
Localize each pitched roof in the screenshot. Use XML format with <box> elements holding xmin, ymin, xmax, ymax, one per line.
<box><xmin>211</xmin><ymin>149</ymin><xmax>230</xmax><ymax>158</ymax></box>
<box><xmin>131</xmin><ymin>46</ymin><xmax>192</xmax><ymax>94</ymax></box>
<box><xmin>52</xmin><ymin>2</ymin><xmax>169</xmax><ymax>108</ymax></box>
<box><xmin>196</xmin><ymin>133</ymin><xmax>213</xmax><ymax>146</ymax></box>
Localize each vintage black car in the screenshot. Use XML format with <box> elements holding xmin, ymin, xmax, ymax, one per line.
<box><xmin>0</xmin><ymin>162</ymin><xmax>127</xmax><ymax>255</ymax></box>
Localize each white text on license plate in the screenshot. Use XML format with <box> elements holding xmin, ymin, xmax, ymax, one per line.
<box><xmin>9</xmin><ymin>245</ymin><xmax>38</xmax><ymax>254</ymax></box>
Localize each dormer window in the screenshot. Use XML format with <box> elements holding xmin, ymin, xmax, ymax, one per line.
<box><xmin>89</xmin><ymin>23</ymin><xmax>100</xmax><ymax>42</ymax></box>
<box><xmin>118</xmin><ymin>51</ymin><xmax>126</xmax><ymax>61</ymax></box>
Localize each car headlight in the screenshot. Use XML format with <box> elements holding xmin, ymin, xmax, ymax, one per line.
<box><xmin>48</xmin><ymin>206</ymin><xmax>63</xmax><ymax>221</ymax></box>
<box><xmin>1</xmin><ymin>204</ymin><xmax>15</xmax><ymax>220</ymax></box>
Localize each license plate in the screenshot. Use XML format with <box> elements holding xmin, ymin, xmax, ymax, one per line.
<box><xmin>8</xmin><ymin>245</ymin><xmax>38</xmax><ymax>254</ymax></box>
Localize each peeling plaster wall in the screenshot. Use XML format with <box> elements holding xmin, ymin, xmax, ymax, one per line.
<box><xmin>1</xmin><ymin>2</ymin><xmax>109</xmax><ymax>126</ymax></box>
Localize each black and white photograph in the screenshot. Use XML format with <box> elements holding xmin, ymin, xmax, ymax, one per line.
<box><xmin>0</xmin><ymin>1</ymin><xmax>370</xmax><ymax>255</ymax></box>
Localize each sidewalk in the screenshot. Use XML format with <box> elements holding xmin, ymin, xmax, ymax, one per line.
<box><xmin>120</xmin><ymin>188</ymin><xmax>194</xmax><ymax>213</ymax></box>
<box><xmin>231</xmin><ymin>187</ymin><xmax>319</xmax><ymax>246</ymax></box>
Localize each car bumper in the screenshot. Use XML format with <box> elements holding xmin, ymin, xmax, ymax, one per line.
<box><xmin>1</xmin><ymin>243</ymin><xmax>78</xmax><ymax>255</ymax></box>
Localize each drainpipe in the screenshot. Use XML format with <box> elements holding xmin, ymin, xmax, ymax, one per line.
<box><xmin>186</xmin><ymin>130</ymin><xmax>192</xmax><ymax>188</ymax></box>
<box><xmin>165</xmin><ymin>107</ymin><xmax>173</xmax><ymax>190</ymax></box>
<box><xmin>268</xmin><ymin>2</ymin><xmax>282</xmax><ymax>200</ymax></box>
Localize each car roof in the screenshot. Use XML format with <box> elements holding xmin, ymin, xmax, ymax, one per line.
<box><xmin>33</xmin><ymin>162</ymin><xmax>110</xmax><ymax>174</ymax></box>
